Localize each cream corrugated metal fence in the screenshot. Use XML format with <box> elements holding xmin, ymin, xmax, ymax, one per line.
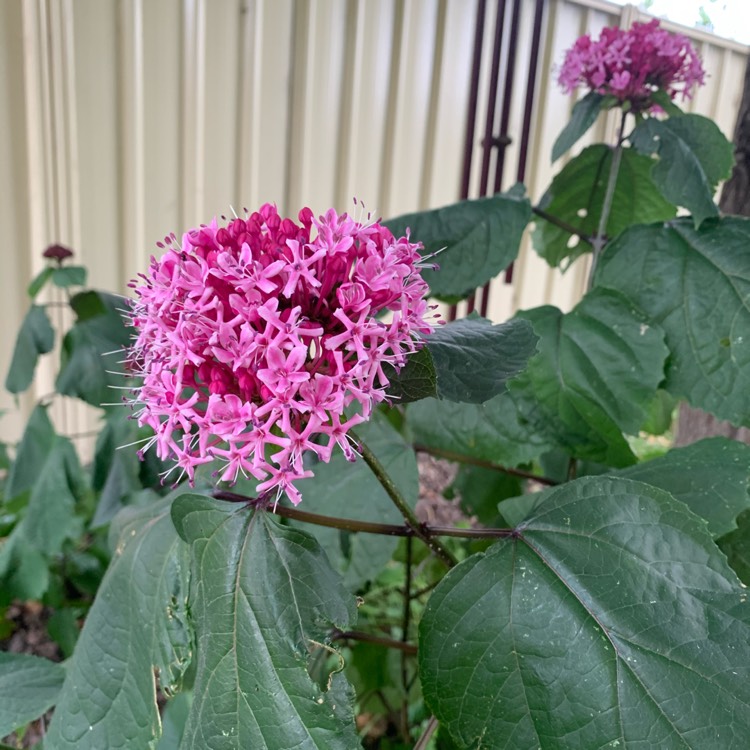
<box><xmin>1</xmin><ymin>0</ymin><xmax>747</xmax><ymax>444</ymax></box>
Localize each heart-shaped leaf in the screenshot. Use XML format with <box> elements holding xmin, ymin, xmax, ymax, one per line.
<box><xmin>420</xmin><ymin>476</ymin><xmax>750</xmax><ymax>748</ymax></box>
<box><xmin>630</xmin><ymin>114</ymin><xmax>733</xmax><ymax>227</ymax></box>
<box><xmin>595</xmin><ymin>218</ymin><xmax>750</xmax><ymax>426</ymax></box>
<box><xmin>508</xmin><ymin>288</ymin><xmax>668</xmax><ymax>466</ymax></box>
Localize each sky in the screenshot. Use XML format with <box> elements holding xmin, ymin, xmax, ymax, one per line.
<box><xmin>609</xmin><ymin>0</ymin><xmax>750</xmax><ymax>45</ymax></box>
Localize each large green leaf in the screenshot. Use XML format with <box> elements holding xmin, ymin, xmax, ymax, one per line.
<box><xmin>615</xmin><ymin>438</ymin><xmax>750</xmax><ymax>538</ymax></box>
<box><xmin>0</xmin><ymin>652</ymin><xmax>65</xmax><ymax>737</ymax></box>
<box><xmin>631</xmin><ymin>114</ymin><xmax>734</xmax><ymax>227</ymax></box>
<box><xmin>56</xmin><ymin>291</ymin><xmax>132</xmax><ymax>408</ymax></box>
<box><xmin>171</xmin><ymin>494</ymin><xmax>361</xmax><ymax>749</ymax></box>
<box><xmin>294</xmin><ymin>414</ymin><xmax>419</xmax><ymax>589</ymax></box>
<box><xmin>533</xmin><ymin>145</ymin><xmax>677</xmax><ymax>268</ymax></box>
<box><xmin>508</xmin><ymin>288</ymin><xmax>668</xmax><ymax>466</ymax></box>
<box><xmin>45</xmin><ymin>497</ymin><xmax>192</xmax><ymax>750</ymax></box>
<box><xmin>420</xmin><ymin>476</ymin><xmax>750</xmax><ymax>749</ymax></box>
<box><xmin>5</xmin><ymin>305</ymin><xmax>55</xmax><ymax>394</ymax></box>
<box><xmin>551</xmin><ymin>91</ymin><xmax>605</xmax><ymax>162</ymax></box>
<box><xmin>384</xmin><ymin>191</ymin><xmax>531</xmax><ymax>301</ymax></box>
<box><xmin>387</xmin><ymin>317</ymin><xmax>538</xmax><ymax>405</ymax></box>
<box><xmin>595</xmin><ymin>218</ymin><xmax>750</xmax><ymax>426</ymax></box>
<box><xmin>408</xmin><ymin>392</ymin><xmax>551</xmax><ymax>468</ymax></box>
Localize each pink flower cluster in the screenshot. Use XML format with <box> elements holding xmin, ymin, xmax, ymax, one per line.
<box><xmin>126</xmin><ymin>204</ymin><xmax>435</xmax><ymax>505</ymax></box>
<box><xmin>558</xmin><ymin>19</ymin><xmax>705</xmax><ymax>110</ymax></box>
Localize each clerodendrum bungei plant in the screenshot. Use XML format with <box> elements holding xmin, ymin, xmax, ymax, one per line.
<box><xmin>3</xmin><ymin>18</ymin><xmax>750</xmax><ymax>749</ymax></box>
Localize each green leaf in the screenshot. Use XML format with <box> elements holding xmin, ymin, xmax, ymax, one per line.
<box><xmin>533</xmin><ymin>144</ymin><xmax>677</xmax><ymax>268</ymax></box>
<box><xmin>6</xmin><ymin>405</ymin><xmax>56</xmax><ymax>500</ymax></box>
<box><xmin>595</xmin><ymin>218</ymin><xmax>750</xmax><ymax>426</ymax></box>
<box><xmin>429</xmin><ymin>317</ymin><xmax>537</xmax><ymax>404</ymax></box>
<box><xmin>630</xmin><ymin>113</ymin><xmax>733</xmax><ymax>227</ymax></box>
<box><xmin>384</xmin><ymin>346</ymin><xmax>437</xmax><ymax>404</ymax></box>
<box><xmin>508</xmin><ymin>288</ymin><xmax>668</xmax><ymax>466</ymax></box>
<box><xmin>650</xmin><ymin>88</ymin><xmax>685</xmax><ymax>117</ymax></box>
<box><xmin>46</xmin><ymin>608</ymin><xmax>80</xmax><ymax>660</ymax></box>
<box><xmin>157</xmin><ymin>692</ymin><xmax>193</xmax><ymax>750</ymax></box>
<box><xmin>384</xmin><ymin>191</ymin><xmax>531</xmax><ymax>300</ymax></box>
<box><xmin>420</xmin><ymin>476</ymin><xmax>750</xmax><ymax>749</ymax></box>
<box><xmin>91</xmin><ymin>413</ymin><xmax>143</xmax><ymax>527</ymax></box>
<box><xmin>45</xmin><ymin>498</ymin><xmax>192</xmax><ymax>750</ymax></box>
<box><xmin>51</xmin><ymin>265</ymin><xmax>87</xmax><ymax>288</ymax></box>
<box><xmin>56</xmin><ymin>291</ymin><xmax>131</xmax><ymax>409</ymax></box>
<box><xmin>451</xmin><ymin>465</ymin><xmax>520</xmax><ymax>526</ymax></box>
<box><xmin>408</xmin><ymin>392</ymin><xmax>551</xmax><ymax>468</ymax></box>
<box><xmin>551</xmin><ymin>91</ymin><xmax>604</xmax><ymax>162</ymax></box>
<box><xmin>171</xmin><ymin>494</ymin><xmax>361</xmax><ymax>750</ymax></box>
<box><xmin>5</xmin><ymin>305</ymin><xmax>55</xmax><ymax>394</ymax></box>
<box><xmin>294</xmin><ymin>413</ymin><xmax>418</xmax><ymax>589</ymax></box>
<box><xmin>18</xmin><ymin>436</ymin><xmax>83</xmax><ymax>558</ymax></box>
<box><xmin>614</xmin><ymin>437</ymin><xmax>750</xmax><ymax>538</ymax></box>
<box><xmin>27</xmin><ymin>267</ymin><xmax>54</xmax><ymax>298</ymax></box>
<box><xmin>386</xmin><ymin>317</ymin><xmax>538</xmax><ymax>405</ymax></box>
<box><xmin>0</xmin><ymin>533</ymin><xmax>49</xmax><ymax>602</ymax></box>
<box><xmin>718</xmin><ymin>510</ymin><xmax>750</xmax><ymax>586</ymax></box>
<box><xmin>640</xmin><ymin>389</ymin><xmax>676</xmax><ymax>435</ymax></box>
<box><xmin>0</xmin><ymin>652</ymin><xmax>65</xmax><ymax>737</ymax></box>
<box><xmin>2</xmin><ymin>405</ymin><xmax>84</xmax><ymax>569</ymax></box>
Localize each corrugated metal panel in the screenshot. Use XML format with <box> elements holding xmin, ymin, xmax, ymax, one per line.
<box><xmin>1</xmin><ymin>0</ymin><xmax>747</xmax><ymax>444</ymax></box>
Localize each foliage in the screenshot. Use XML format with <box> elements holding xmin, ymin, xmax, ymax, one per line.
<box><xmin>3</xmin><ymin>23</ymin><xmax>750</xmax><ymax>750</ymax></box>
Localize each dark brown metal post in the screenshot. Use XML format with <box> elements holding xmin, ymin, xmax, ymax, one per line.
<box><xmin>451</xmin><ymin>0</ymin><xmax>488</xmax><ymax>322</ymax></box>
<box><xmin>504</xmin><ymin>0</ymin><xmax>545</xmax><ymax>285</ymax></box>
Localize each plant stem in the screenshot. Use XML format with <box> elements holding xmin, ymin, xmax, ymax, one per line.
<box><xmin>330</xmin><ymin>629</ymin><xmax>418</xmax><ymax>656</ymax></box>
<box><xmin>587</xmin><ymin>109</ymin><xmax>628</xmax><ymax>289</ymax></box>
<box><xmin>354</xmin><ymin>434</ymin><xmax>458</xmax><ymax>567</ymax></box>
<box><xmin>212</xmin><ymin>489</ymin><xmax>516</xmax><ymax>540</ymax></box>
<box><xmin>414</xmin><ymin>716</ymin><xmax>440</xmax><ymax>750</ymax></box>
<box><xmin>400</xmin><ymin>536</ymin><xmax>413</xmax><ymax>741</ymax></box>
<box><xmin>413</xmin><ymin>443</ymin><xmax>557</xmax><ymax>486</ymax></box>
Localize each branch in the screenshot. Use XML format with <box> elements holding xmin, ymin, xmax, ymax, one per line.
<box><xmin>413</xmin><ymin>443</ymin><xmax>557</xmax><ymax>486</ymax></box>
<box><xmin>212</xmin><ymin>489</ymin><xmax>517</xmax><ymax>540</ymax></box>
<box><xmin>330</xmin><ymin>629</ymin><xmax>417</xmax><ymax>656</ymax></box>
<box><xmin>532</xmin><ymin>206</ymin><xmax>593</xmax><ymax>245</ymax></box>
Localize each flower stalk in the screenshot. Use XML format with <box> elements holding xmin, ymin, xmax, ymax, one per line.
<box><xmin>354</xmin><ymin>435</ymin><xmax>458</xmax><ymax>567</ymax></box>
<box><xmin>587</xmin><ymin>109</ymin><xmax>628</xmax><ymax>289</ymax></box>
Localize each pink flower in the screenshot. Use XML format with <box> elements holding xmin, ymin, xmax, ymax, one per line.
<box><xmin>126</xmin><ymin>204</ymin><xmax>436</xmax><ymax>504</ymax></box>
<box><xmin>558</xmin><ymin>19</ymin><xmax>705</xmax><ymax>111</ymax></box>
